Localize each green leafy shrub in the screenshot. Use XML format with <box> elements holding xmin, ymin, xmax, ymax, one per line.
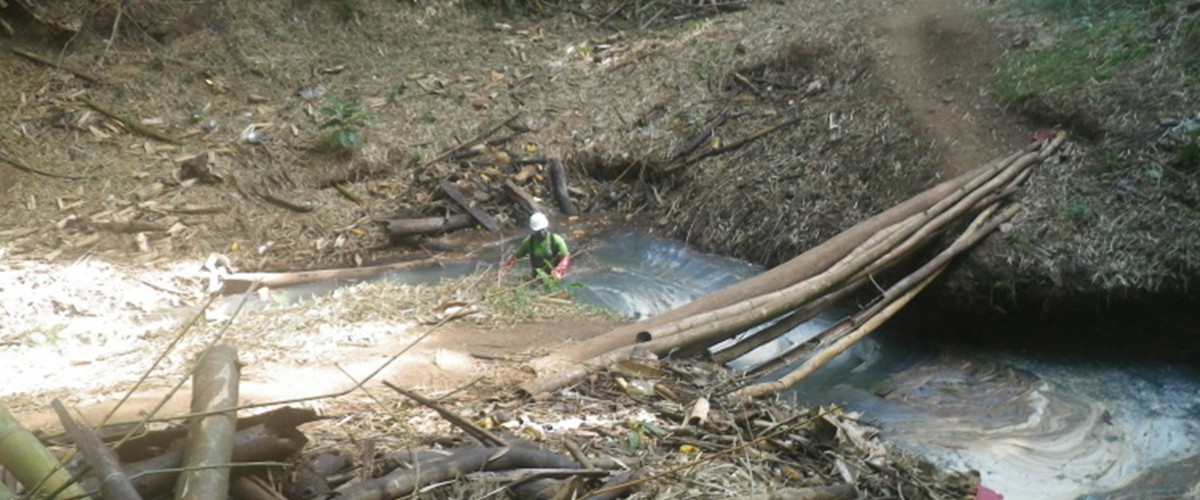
<box><xmin>319</xmin><ymin>96</ymin><xmax>373</xmax><ymax>152</ymax></box>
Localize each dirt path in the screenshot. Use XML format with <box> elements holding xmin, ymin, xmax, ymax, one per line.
<box><xmin>871</xmin><ymin>0</ymin><xmax>1027</xmax><ymax>177</ymax></box>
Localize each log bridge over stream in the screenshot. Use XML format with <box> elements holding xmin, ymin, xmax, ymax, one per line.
<box><xmin>522</xmin><ymin>133</ymin><xmax>1066</xmax><ymax>399</ymax></box>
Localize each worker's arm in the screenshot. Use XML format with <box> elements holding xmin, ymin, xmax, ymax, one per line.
<box><xmin>551</xmin><ymin>235</ymin><xmax>571</xmax><ymax>279</ymax></box>
<box><xmin>501</xmin><ymin>237</ymin><xmax>531</xmax><ymax>276</ymax></box>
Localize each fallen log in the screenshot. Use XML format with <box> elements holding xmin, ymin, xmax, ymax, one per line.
<box><xmin>0</xmin><ymin>402</ymin><xmax>93</xmax><ymax>500</ymax></box>
<box><xmin>332</xmin><ymin>447</ymin><xmax>579</xmax><ymax>500</ymax></box>
<box><xmin>733</xmin><ymin>204</ymin><xmax>1019</xmax><ymax>398</ymax></box>
<box><xmin>384</xmin><ymin>214</ymin><xmax>472</xmax><ymax>238</ymax></box>
<box><xmin>521</xmin><ymin>146</ymin><xmax>1038</xmax><ymax>395</ymax></box>
<box><xmin>51</xmin><ymin>400</ymin><xmax>141</xmax><ymax>500</ymax></box>
<box><xmin>219</xmin><ymin>258</ymin><xmax>442</xmax><ymax>293</ymax></box>
<box><xmin>502</xmin><ymin>179</ymin><xmax>547</xmax><ymax>217</ymax></box>
<box><xmin>175</xmin><ymin>345</ymin><xmax>240</xmax><ymax>500</ymax></box>
<box><xmin>119</xmin><ymin>422</ymin><xmax>308</xmax><ymax>499</ymax></box>
<box><xmin>439</xmin><ymin>181</ymin><xmax>501</xmax><ymax>231</ymax></box>
<box><xmin>547</xmin><ymin>159</ymin><xmax>579</xmax><ymax>216</ymax></box>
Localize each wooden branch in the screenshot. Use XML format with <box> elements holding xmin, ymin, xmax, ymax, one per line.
<box><xmin>426</xmin><ymin>112</ymin><xmax>522</xmax><ymax>166</ymax></box>
<box><xmin>439</xmin><ymin>181</ymin><xmax>500</xmax><ymax>231</ymax></box>
<box><xmin>78</xmin><ymin>97</ymin><xmax>181</xmax><ymax>145</ymax></box>
<box><xmin>333</xmin><ymin>447</ymin><xmax>579</xmax><ymax>500</ymax></box>
<box><xmin>175</xmin><ymin>345</ymin><xmax>240</xmax><ymax>500</ymax></box>
<box><xmin>0</xmin><ymin>402</ymin><xmax>93</xmax><ymax>500</ymax></box>
<box><xmin>734</xmin><ymin>204</ymin><xmax>1020</xmax><ymax>398</ymax></box>
<box><xmin>547</xmin><ymin>159</ymin><xmax>579</xmax><ymax>215</ymax></box>
<box><xmin>11</xmin><ymin>47</ymin><xmax>102</xmax><ymax>83</ymax></box>
<box><xmin>250</xmin><ymin>185</ymin><xmax>315</xmax><ymax>213</ymax></box>
<box><xmin>219</xmin><ymin>257</ymin><xmax>442</xmax><ymax>293</ymax></box>
<box><xmin>0</xmin><ymin>152</ymin><xmax>92</xmax><ymax>180</ymax></box>
<box><xmin>664</xmin><ymin>115</ymin><xmax>806</xmax><ymax>173</ymax></box>
<box><xmin>87</xmin><ymin>219</ymin><xmax>168</xmax><ymax>234</ymax></box>
<box><xmin>51</xmin><ymin>400</ymin><xmax>142</xmax><ymax>500</ymax></box>
<box><xmin>382</xmin><ymin>381</ymin><xmax>506</xmax><ymax>447</ymax></box>
<box><xmin>384</xmin><ymin>214</ymin><xmax>472</xmax><ymax>238</ymax></box>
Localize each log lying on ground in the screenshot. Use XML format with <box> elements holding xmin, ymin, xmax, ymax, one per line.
<box><xmin>733</xmin><ymin>204</ymin><xmax>1019</xmax><ymax>398</ymax></box>
<box><xmin>439</xmin><ymin>181</ymin><xmax>501</xmax><ymax>231</ymax></box>
<box><xmin>547</xmin><ymin>159</ymin><xmax>579</xmax><ymax>216</ymax></box>
<box><xmin>332</xmin><ymin>447</ymin><xmax>580</xmax><ymax>500</ymax></box>
<box><xmin>383</xmin><ymin>214</ymin><xmax>472</xmax><ymax>238</ymax></box>
<box><xmin>118</xmin><ymin>422</ymin><xmax>309</xmax><ymax>498</ymax></box>
<box><xmin>522</xmin><ymin>146</ymin><xmax>1034</xmax><ymax>392</ymax></box>
<box><xmin>503</xmin><ymin>179</ymin><xmax>547</xmax><ymax>217</ymax></box>
<box><xmin>0</xmin><ymin>402</ymin><xmax>92</xmax><ymax>500</ymax></box>
<box><xmin>220</xmin><ymin>258</ymin><xmax>442</xmax><ymax>293</ymax></box>
<box><xmin>52</xmin><ymin>400</ymin><xmax>142</xmax><ymax>500</ymax></box>
<box><xmin>175</xmin><ymin>345</ymin><xmax>240</xmax><ymax>500</ymax></box>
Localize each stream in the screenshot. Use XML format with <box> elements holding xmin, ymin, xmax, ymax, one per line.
<box><xmin>225</xmin><ymin>231</ymin><xmax>1200</xmax><ymax>499</ymax></box>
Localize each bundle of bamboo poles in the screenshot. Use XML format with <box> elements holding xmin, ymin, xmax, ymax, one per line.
<box><xmin>520</xmin><ymin>134</ymin><xmax>1065</xmax><ymax>399</ymax></box>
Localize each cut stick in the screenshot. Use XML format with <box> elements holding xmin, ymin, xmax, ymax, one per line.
<box><xmin>11</xmin><ymin>47</ymin><xmax>103</xmax><ymax>83</ymax></box>
<box><xmin>547</xmin><ymin>159</ymin><xmax>579</xmax><ymax>215</ymax></box>
<box><xmin>51</xmin><ymin>400</ymin><xmax>140</xmax><ymax>500</ymax></box>
<box><xmin>382</xmin><ymin>381</ymin><xmax>506</xmax><ymax>447</ymax></box>
<box><xmin>78</xmin><ymin>97</ymin><xmax>181</xmax><ymax>145</ymax></box>
<box><xmin>175</xmin><ymin>345</ymin><xmax>240</xmax><ymax>500</ymax></box>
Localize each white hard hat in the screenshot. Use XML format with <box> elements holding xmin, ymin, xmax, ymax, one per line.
<box><xmin>529</xmin><ymin>212</ymin><xmax>549</xmax><ymax>231</ymax></box>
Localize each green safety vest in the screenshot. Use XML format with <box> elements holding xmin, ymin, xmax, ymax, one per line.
<box><xmin>514</xmin><ymin>233</ymin><xmax>569</xmax><ymax>273</ymax></box>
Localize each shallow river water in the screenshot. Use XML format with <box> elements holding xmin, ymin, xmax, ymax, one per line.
<box><xmin>235</xmin><ymin>231</ymin><xmax>1200</xmax><ymax>499</ymax></box>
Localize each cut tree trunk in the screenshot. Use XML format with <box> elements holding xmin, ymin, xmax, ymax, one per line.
<box><xmin>547</xmin><ymin>159</ymin><xmax>579</xmax><ymax>215</ymax></box>
<box><xmin>175</xmin><ymin>345</ymin><xmax>240</xmax><ymax>500</ymax></box>
<box><xmin>51</xmin><ymin>400</ymin><xmax>141</xmax><ymax>500</ymax></box>
<box><xmin>332</xmin><ymin>447</ymin><xmax>579</xmax><ymax>500</ymax></box>
<box><xmin>0</xmin><ymin>402</ymin><xmax>93</xmax><ymax>500</ymax></box>
<box><xmin>384</xmin><ymin>214</ymin><xmax>472</xmax><ymax>238</ymax></box>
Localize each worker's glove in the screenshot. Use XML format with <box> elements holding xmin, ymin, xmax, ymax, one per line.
<box><xmin>551</xmin><ymin>256</ymin><xmax>570</xmax><ymax>280</ymax></box>
<box><xmin>499</xmin><ymin>256</ymin><xmax>516</xmax><ymax>278</ymax></box>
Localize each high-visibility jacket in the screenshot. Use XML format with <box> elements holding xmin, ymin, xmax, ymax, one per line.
<box><xmin>514</xmin><ymin>233</ymin><xmax>569</xmax><ymax>274</ymax></box>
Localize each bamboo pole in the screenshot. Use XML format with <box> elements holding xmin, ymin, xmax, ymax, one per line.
<box><xmin>0</xmin><ymin>403</ymin><xmax>92</xmax><ymax>500</ymax></box>
<box><xmin>523</xmin><ymin>136</ymin><xmax>1064</xmax><ymax>396</ymax></box>
<box><xmin>219</xmin><ymin>257</ymin><xmax>442</xmax><ymax>293</ymax></box>
<box><xmin>0</xmin><ymin>481</ymin><xmax>12</xmax><ymax>500</ymax></box>
<box><xmin>733</xmin><ymin>204</ymin><xmax>1020</xmax><ymax>398</ymax></box>
<box><xmin>522</xmin><ymin>149</ymin><xmax>1022</xmax><ymax>390</ymax></box>
<box><xmin>50</xmin><ymin>400</ymin><xmax>142</xmax><ymax>500</ymax></box>
<box><xmin>175</xmin><ymin>345</ymin><xmax>240</xmax><ymax>500</ymax></box>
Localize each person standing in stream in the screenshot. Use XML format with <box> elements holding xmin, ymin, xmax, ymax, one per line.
<box><xmin>501</xmin><ymin>212</ymin><xmax>570</xmax><ymax>283</ymax></box>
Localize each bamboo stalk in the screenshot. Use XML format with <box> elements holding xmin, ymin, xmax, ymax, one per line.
<box><xmin>0</xmin><ymin>481</ymin><xmax>13</xmax><ymax>500</ymax></box>
<box><xmin>708</xmin><ymin>276</ymin><xmax>865</xmax><ymax>365</ymax></box>
<box><xmin>175</xmin><ymin>345</ymin><xmax>240</xmax><ymax>500</ymax></box>
<box><xmin>219</xmin><ymin>257</ymin><xmax>442</xmax><ymax>293</ymax></box>
<box><xmin>0</xmin><ymin>403</ymin><xmax>92</xmax><ymax>500</ymax></box>
<box><xmin>635</xmin><ymin>148</ymin><xmax>1035</xmax><ymax>347</ymax></box>
<box><xmin>51</xmin><ymin>400</ymin><xmax>142</xmax><ymax>500</ymax></box>
<box><xmin>78</xmin><ymin>97</ymin><xmax>181</xmax><ymax>145</ymax></box>
<box><xmin>733</xmin><ymin>204</ymin><xmax>1020</xmax><ymax>398</ymax></box>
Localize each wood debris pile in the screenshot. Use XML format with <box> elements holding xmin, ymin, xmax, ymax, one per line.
<box><xmin>0</xmin><ymin>349</ymin><xmax>979</xmax><ymax>500</ymax></box>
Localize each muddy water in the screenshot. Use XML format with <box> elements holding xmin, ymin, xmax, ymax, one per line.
<box><xmin>572</xmin><ymin>233</ymin><xmax>1200</xmax><ymax>500</ymax></box>
<box><xmin>230</xmin><ymin>231</ymin><xmax>1200</xmax><ymax>499</ymax></box>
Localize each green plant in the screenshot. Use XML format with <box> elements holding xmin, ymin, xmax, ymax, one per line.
<box><xmin>319</xmin><ymin>96</ymin><xmax>373</xmax><ymax>151</ymax></box>
<box><xmin>387</xmin><ymin>82</ymin><xmax>408</xmax><ymax>105</ymax></box>
<box><xmin>1063</xmin><ymin>202</ymin><xmax>1093</xmax><ymax>226</ymax></box>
